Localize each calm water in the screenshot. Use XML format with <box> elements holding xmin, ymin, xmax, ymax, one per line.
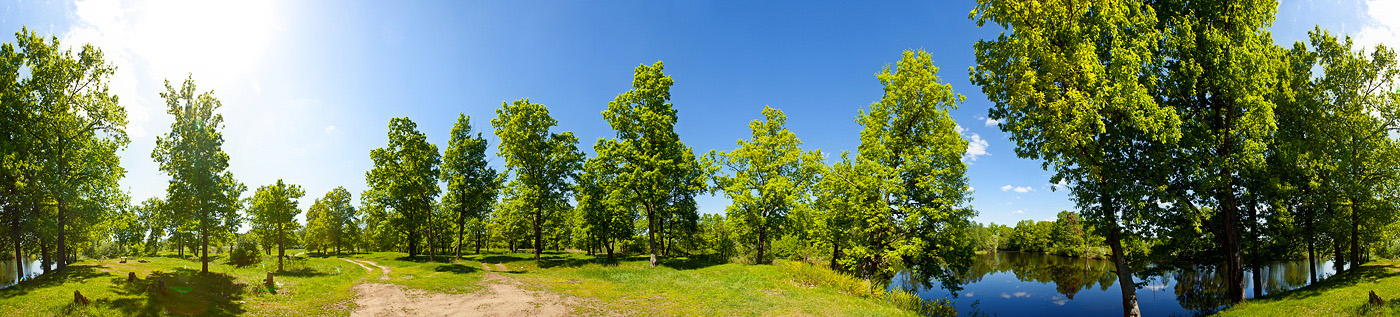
<box><xmin>0</xmin><ymin>257</ymin><xmax>50</xmax><ymax>289</ymax></box>
<box><xmin>894</xmin><ymin>252</ymin><xmax>1341</xmax><ymax>317</ymax></box>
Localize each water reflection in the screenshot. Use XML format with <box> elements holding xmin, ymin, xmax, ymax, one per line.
<box><xmin>0</xmin><ymin>257</ymin><xmax>49</xmax><ymax>289</ymax></box>
<box><xmin>895</xmin><ymin>252</ymin><xmax>1340</xmax><ymax>317</ymax></box>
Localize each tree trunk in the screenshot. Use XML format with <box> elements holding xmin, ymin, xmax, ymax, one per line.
<box><xmin>533</xmin><ymin>205</ymin><xmax>542</xmax><ymax>261</ymax></box>
<box><xmin>56</xmin><ymin>197</ymin><xmax>66</xmax><ymax>271</ymax></box>
<box><xmin>456</xmin><ymin>209</ymin><xmax>466</xmax><ymax>259</ymax></box>
<box><xmin>10</xmin><ymin>204</ymin><xmax>22</xmax><ymax>282</ymax></box>
<box><xmin>647</xmin><ymin>203</ymin><xmax>658</xmax><ymax>267</ymax></box>
<box><xmin>1306</xmin><ymin>204</ymin><xmax>1317</xmax><ymax>285</ymax></box>
<box><xmin>201</xmin><ymin>213</ymin><xmax>209</xmax><ymax>274</ymax></box>
<box><xmin>40</xmin><ymin>241</ymin><xmax>50</xmax><ymax>275</ymax></box>
<box><xmin>1104</xmin><ymin>198</ymin><xmax>1140</xmax><ymax>317</ymax></box>
<box><xmin>757</xmin><ymin>222</ymin><xmax>767</xmax><ymax>265</ymax></box>
<box><xmin>277</xmin><ymin>223</ymin><xmax>285</xmax><ymax>272</ymax></box>
<box><xmin>830</xmin><ymin>237</ymin><xmax>841</xmax><ymax>271</ymax></box>
<box><xmin>1249</xmin><ymin>200</ymin><xmax>1262</xmax><ymax>299</ymax></box>
<box><xmin>1350</xmin><ymin>199</ymin><xmax>1361</xmax><ymax>271</ymax></box>
<box><xmin>1333</xmin><ymin>240</ymin><xmax>1346</xmax><ymax>273</ymax></box>
<box><xmin>1219</xmin><ymin>182</ymin><xmax>1246</xmax><ymax>303</ymax></box>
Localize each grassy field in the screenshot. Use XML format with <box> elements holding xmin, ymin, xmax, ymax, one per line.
<box><xmin>0</xmin><ymin>249</ymin><xmax>937</xmax><ymax>316</ymax></box>
<box><xmin>1216</xmin><ymin>259</ymin><xmax>1400</xmax><ymax>316</ymax></box>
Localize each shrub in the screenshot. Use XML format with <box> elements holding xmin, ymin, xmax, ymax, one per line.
<box><xmin>229</xmin><ymin>236</ymin><xmax>262</xmax><ymax>267</ymax></box>
<box><xmin>780</xmin><ymin>261</ymin><xmax>957</xmax><ymax>316</ymax></box>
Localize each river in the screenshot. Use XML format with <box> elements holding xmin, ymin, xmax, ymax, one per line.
<box><xmin>894</xmin><ymin>251</ymin><xmax>1341</xmax><ymax>317</ymax></box>
<box><xmin>0</xmin><ymin>257</ymin><xmax>52</xmax><ymax>289</ymax></box>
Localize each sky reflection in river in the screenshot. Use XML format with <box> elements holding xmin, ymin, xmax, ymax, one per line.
<box><xmin>894</xmin><ymin>251</ymin><xmax>1340</xmax><ymax>317</ymax></box>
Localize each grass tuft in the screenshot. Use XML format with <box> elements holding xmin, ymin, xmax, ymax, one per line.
<box><xmin>779</xmin><ymin>261</ymin><xmax>956</xmax><ymax>317</ymax></box>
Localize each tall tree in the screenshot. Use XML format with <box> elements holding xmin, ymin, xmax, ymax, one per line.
<box><xmin>248</xmin><ymin>179</ymin><xmax>304</xmax><ymax>272</ymax></box>
<box><xmin>1301</xmin><ymin>28</ymin><xmax>1400</xmax><ymax>270</ymax></box>
<box><xmin>601</xmin><ymin>61</ymin><xmax>707</xmax><ymax>267</ymax></box>
<box><xmin>575</xmin><ymin>140</ymin><xmax>637</xmax><ymax>259</ymax></box>
<box><xmin>441</xmin><ymin>114</ymin><xmax>498</xmax><ymax>258</ymax></box>
<box><xmin>824</xmin><ymin>50</ymin><xmax>975</xmax><ymax>290</ymax></box>
<box><xmin>491</xmin><ymin>99</ymin><xmax>583</xmax><ymax>261</ymax></box>
<box><xmin>0</xmin><ymin>28</ymin><xmax>37</xmax><ymax>282</ymax></box>
<box><xmin>970</xmin><ymin>1</ymin><xmax>1171</xmax><ymax>314</ymax></box>
<box><xmin>152</xmin><ymin>76</ymin><xmax>244</xmax><ymax>274</ymax></box>
<box><xmin>712</xmin><ymin>106</ymin><xmax>821</xmax><ymax>264</ymax></box>
<box><xmin>1153</xmin><ymin>0</ymin><xmax>1282</xmax><ymax>303</ymax></box>
<box><xmin>19</xmin><ymin>27</ymin><xmax>129</xmax><ymax>270</ymax></box>
<box><xmin>367</xmin><ymin>118</ymin><xmax>441</xmax><ymax>259</ymax></box>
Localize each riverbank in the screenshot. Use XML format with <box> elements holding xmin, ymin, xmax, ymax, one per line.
<box><xmin>1216</xmin><ymin>259</ymin><xmax>1400</xmax><ymax>316</ymax></box>
<box><xmin>0</xmin><ymin>250</ymin><xmax>933</xmax><ymax>316</ymax></box>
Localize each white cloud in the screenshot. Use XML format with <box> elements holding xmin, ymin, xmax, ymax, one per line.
<box><xmin>1357</xmin><ymin>0</ymin><xmax>1400</xmax><ymax>51</ymax></box>
<box><xmin>1050</xmin><ymin>179</ymin><xmax>1070</xmax><ymax>191</ymax></box>
<box><xmin>325</xmin><ymin>125</ymin><xmax>337</xmax><ymax>133</ymax></box>
<box><xmin>1002</xmin><ymin>185</ymin><xmax>1034</xmax><ymax>193</ymax></box>
<box><xmin>964</xmin><ymin>133</ymin><xmax>989</xmax><ymax>162</ymax></box>
<box><xmin>1011</xmin><ymin>210</ymin><xmax>1025</xmax><ymax>214</ymax></box>
<box><xmin>977</xmin><ymin>115</ymin><xmax>1003</xmax><ymax>127</ymax></box>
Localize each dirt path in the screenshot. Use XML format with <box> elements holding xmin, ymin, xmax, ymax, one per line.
<box><xmin>347</xmin><ymin>260</ymin><xmax>591</xmax><ymax>316</ymax></box>
<box><xmin>341</xmin><ymin>258</ymin><xmax>392</xmax><ymax>281</ymax></box>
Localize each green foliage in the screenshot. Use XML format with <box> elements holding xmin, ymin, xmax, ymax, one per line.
<box><xmin>305</xmin><ymin>186</ymin><xmax>358</xmax><ymax>254</ymax></box>
<box><xmin>492</xmin><ymin>99</ymin><xmax>584</xmax><ymax>260</ymax></box>
<box><xmin>228</xmin><ymin>235</ymin><xmax>261</xmax><ymax>267</ymax></box>
<box><xmin>600</xmin><ymin>61</ymin><xmax>709</xmax><ymax>266</ymax></box>
<box><xmin>248</xmin><ymin>179</ymin><xmax>305</xmax><ymax>271</ymax></box>
<box><xmin>152</xmin><ymin>75</ymin><xmax>245</xmax><ymax>273</ymax></box>
<box><xmin>712</xmin><ymin>106</ymin><xmax>822</xmax><ymax>264</ymax></box>
<box><xmin>441</xmin><ymin>113</ymin><xmax>499</xmax><ymax>258</ymax></box>
<box><xmin>820</xmin><ymin>50</ymin><xmax>975</xmax><ymax>290</ymax></box>
<box><xmin>366</xmin><ymin>117</ymin><xmax>442</xmax><ymax>259</ymax></box>
<box><xmin>574</xmin><ymin>140</ymin><xmax>637</xmax><ymax>259</ymax></box>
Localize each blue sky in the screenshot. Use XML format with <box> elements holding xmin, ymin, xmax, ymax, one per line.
<box><xmin>2</xmin><ymin>0</ymin><xmax>1396</xmax><ymax>227</ymax></box>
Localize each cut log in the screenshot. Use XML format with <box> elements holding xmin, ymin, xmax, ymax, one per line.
<box><xmin>127</xmin><ymin>272</ymin><xmax>136</xmax><ymax>282</ymax></box>
<box><xmin>73</xmin><ymin>290</ymin><xmax>89</xmax><ymax>306</ymax></box>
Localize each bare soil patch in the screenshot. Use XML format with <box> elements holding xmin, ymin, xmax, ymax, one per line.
<box><xmin>349</xmin><ymin>271</ymin><xmax>589</xmax><ymax>316</ymax></box>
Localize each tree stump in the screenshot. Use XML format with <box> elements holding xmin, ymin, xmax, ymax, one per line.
<box><xmin>127</xmin><ymin>272</ymin><xmax>137</xmax><ymax>283</ymax></box>
<box><xmin>265</xmin><ymin>272</ymin><xmax>275</xmax><ymax>289</ymax></box>
<box><xmin>73</xmin><ymin>290</ymin><xmax>89</xmax><ymax>306</ymax></box>
<box><xmin>1371</xmin><ymin>291</ymin><xmax>1385</xmax><ymax>306</ymax></box>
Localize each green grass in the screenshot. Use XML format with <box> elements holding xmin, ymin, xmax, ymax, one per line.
<box><xmin>1216</xmin><ymin>259</ymin><xmax>1400</xmax><ymax>316</ymax></box>
<box><xmin>1</xmin><ymin>249</ymin><xmax>946</xmax><ymax>316</ymax></box>
<box><xmin>0</xmin><ymin>250</ymin><xmax>366</xmax><ymax>316</ymax></box>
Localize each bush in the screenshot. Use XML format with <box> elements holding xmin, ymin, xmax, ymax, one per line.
<box><xmin>229</xmin><ymin>236</ymin><xmax>262</xmax><ymax>267</ymax></box>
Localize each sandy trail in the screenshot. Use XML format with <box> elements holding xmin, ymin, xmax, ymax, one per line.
<box><xmin>347</xmin><ymin>259</ymin><xmax>590</xmax><ymax>316</ymax></box>
<box><xmin>341</xmin><ymin>258</ymin><xmax>392</xmax><ymax>281</ymax></box>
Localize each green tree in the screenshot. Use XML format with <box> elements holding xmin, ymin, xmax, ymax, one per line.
<box><xmin>823</xmin><ymin>50</ymin><xmax>975</xmax><ymax>289</ymax></box>
<box><xmin>711</xmin><ymin>106</ymin><xmax>821</xmax><ymax>264</ymax></box>
<box><xmin>366</xmin><ymin>117</ymin><xmax>441</xmax><ymax>259</ymax></box>
<box><xmin>152</xmin><ymin>76</ymin><xmax>245</xmax><ymax>274</ymax></box>
<box><xmin>248</xmin><ymin>179</ymin><xmax>304</xmax><ymax>272</ymax></box>
<box><xmin>17</xmin><ymin>27</ymin><xmax>129</xmax><ymax>270</ymax></box>
<box><xmin>970</xmin><ymin>0</ymin><xmax>1171</xmax><ymax>313</ymax></box>
<box><xmin>491</xmin><ymin>99</ymin><xmax>583</xmax><ymax>261</ymax></box>
<box><xmin>601</xmin><ymin>61</ymin><xmax>708</xmax><ymax>267</ymax></box>
<box><xmin>441</xmin><ymin>114</ymin><xmax>499</xmax><ymax>258</ymax></box>
<box><xmin>1153</xmin><ymin>0</ymin><xmax>1283</xmax><ymax>303</ymax></box>
<box><xmin>575</xmin><ymin>141</ymin><xmax>637</xmax><ymax>259</ymax></box>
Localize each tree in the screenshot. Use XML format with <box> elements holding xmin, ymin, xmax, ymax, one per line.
<box><xmin>152</xmin><ymin>76</ymin><xmax>245</xmax><ymax>274</ymax></box>
<box><xmin>1298</xmin><ymin>29</ymin><xmax>1400</xmax><ymax>271</ymax></box>
<box><xmin>823</xmin><ymin>50</ymin><xmax>975</xmax><ymax>290</ymax></box>
<box><xmin>441</xmin><ymin>114</ymin><xmax>499</xmax><ymax>258</ymax></box>
<box><xmin>601</xmin><ymin>61</ymin><xmax>708</xmax><ymax>267</ymax></box>
<box><xmin>0</xmin><ymin>29</ymin><xmax>35</xmax><ymax>282</ymax></box>
<box><xmin>16</xmin><ymin>27</ymin><xmax>129</xmax><ymax>270</ymax></box>
<box><xmin>248</xmin><ymin>179</ymin><xmax>304</xmax><ymax>272</ymax></box>
<box><xmin>365</xmin><ymin>117</ymin><xmax>441</xmax><ymax>259</ymax></box>
<box><xmin>711</xmin><ymin>106</ymin><xmax>821</xmax><ymax>264</ymax></box>
<box><xmin>306</xmin><ymin>187</ymin><xmax>355</xmax><ymax>254</ymax></box>
<box><xmin>1153</xmin><ymin>0</ymin><xmax>1283</xmax><ymax>304</ymax></box>
<box><xmin>491</xmin><ymin>99</ymin><xmax>583</xmax><ymax>261</ymax></box>
<box><xmin>575</xmin><ymin>140</ymin><xmax>639</xmax><ymax>259</ymax></box>
<box><xmin>970</xmin><ymin>1</ymin><xmax>1172</xmax><ymax>314</ymax></box>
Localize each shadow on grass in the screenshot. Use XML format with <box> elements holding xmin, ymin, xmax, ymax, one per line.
<box><xmin>274</xmin><ymin>267</ymin><xmax>328</xmax><ymax>278</ymax></box>
<box><xmin>102</xmin><ymin>268</ymin><xmax>247</xmax><ymax>316</ymax></box>
<box><xmin>659</xmin><ymin>256</ymin><xmax>723</xmax><ymax>270</ymax></box>
<box><xmin>306</xmin><ymin>252</ymin><xmax>368</xmax><ymax>258</ymax></box>
<box><xmin>434</xmin><ymin>264</ymin><xmax>481</xmax><ymax>274</ymax></box>
<box><xmin>0</xmin><ymin>263</ymin><xmax>110</xmax><ymax>299</ymax></box>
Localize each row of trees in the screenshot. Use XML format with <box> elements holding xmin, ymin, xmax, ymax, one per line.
<box><xmin>970</xmin><ymin>0</ymin><xmax>1400</xmax><ymax>315</ymax></box>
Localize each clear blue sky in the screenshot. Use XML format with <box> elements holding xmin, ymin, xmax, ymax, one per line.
<box><xmin>2</xmin><ymin>0</ymin><xmax>1395</xmax><ymax>227</ymax></box>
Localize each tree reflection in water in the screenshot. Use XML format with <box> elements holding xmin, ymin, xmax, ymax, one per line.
<box><xmin>895</xmin><ymin>252</ymin><xmax>1339</xmax><ymax>317</ymax></box>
